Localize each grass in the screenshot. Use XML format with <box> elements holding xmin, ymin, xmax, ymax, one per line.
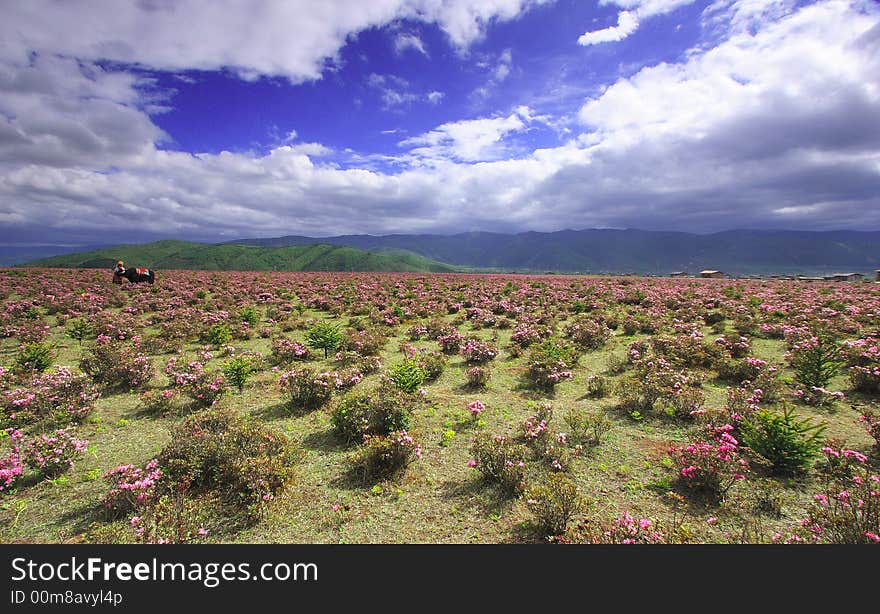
<box><xmin>0</xmin><ymin>274</ymin><xmax>877</xmax><ymax>545</ymax></box>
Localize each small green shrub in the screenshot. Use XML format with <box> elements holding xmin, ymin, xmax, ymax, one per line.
<box><xmin>351</xmin><ymin>431</ymin><xmax>422</xmax><ymax>483</ymax></box>
<box><xmin>564</xmin><ymin>407</ymin><xmax>612</xmax><ymax>446</ymax></box>
<box><xmin>585</xmin><ymin>374</ymin><xmax>609</xmax><ymax>398</ymax></box>
<box><xmin>331</xmin><ymin>386</ymin><xmax>415</xmax><ymax>445</ymax></box>
<box><xmin>222</xmin><ymin>356</ymin><xmax>254</xmax><ymax>393</ymax></box>
<box><xmin>157</xmin><ymin>408</ymin><xmax>299</xmax><ymax>515</ymax></box>
<box><xmin>206</xmin><ymin>323</ymin><xmax>233</xmax><ymax>347</ymax></box>
<box><xmin>740</xmin><ymin>405</ymin><xmax>826</xmax><ymax>476</ymax></box>
<box><xmin>238</xmin><ymin>306</ymin><xmax>259</xmax><ymax>326</ymax></box>
<box><xmin>387</xmin><ymin>360</ymin><xmax>426</xmax><ymax>394</ymax></box>
<box><xmin>13</xmin><ymin>342</ymin><xmax>54</xmax><ymax>374</ymax></box>
<box><xmin>525</xmin><ymin>473</ymin><xmax>583</xmax><ymax>537</ymax></box>
<box><xmin>468</xmin><ymin>432</ymin><xmax>528</xmax><ymax>495</ymax></box>
<box><xmin>305</xmin><ymin>321</ymin><xmax>343</xmax><ymax>358</ymax></box>
<box><xmin>787</xmin><ymin>334</ymin><xmax>842</xmax><ymax>390</ymax></box>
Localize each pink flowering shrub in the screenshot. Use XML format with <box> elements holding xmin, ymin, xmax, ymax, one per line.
<box><xmin>460</xmin><ymin>339</ymin><xmax>499</xmax><ymax>365</ymax></box>
<box><xmin>101</xmin><ymin>459</ymin><xmax>162</xmax><ymax>519</ymax></box>
<box><xmin>351</xmin><ymin>430</ymin><xmax>422</xmax><ymax>483</ymax></box>
<box><xmin>270</xmin><ymin>336</ymin><xmax>311</xmax><ymax>364</ymax></box>
<box><xmin>414</xmin><ymin>349</ymin><xmax>446</xmax><ymax>382</ymax></box>
<box><xmin>668</xmin><ymin>423</ymin><xmax>748</xmax><ymax>500</ymax></box>
<box><xmin>164</xmin><ymin>356</ymin><xmax>225</xmax><ymax>409</ymax></box>
<box><xmin>564</xmin><ymin>317</ymin><xmax>611</xmax><ymax>351</ymax></box>
<box><xmin>469</xmin><ymin>432</ymin><xmax>528</xmax><ymax>495</ymax></box>
<box><xmin>278</xmin><ymin>368</ymin><xmax>338</xmax><ymax>412</ymax></box>
<box><xmin>510</xmin><ymin>321</ymin><xmax>550</xmax><ymax>352</ymax></box>
<box><xmin>465</xmin><ymin>365</ymin><xmax>491</xmax><ymax>389</ymax></box>
<box><xmin>787</xmin><ymin>447</ymin><xmax>880</xmax><ymax>544</ymax></box>
<box><xmin>127</xmin><ymin>493</ymin><xmax>212</xmax><ymax>544</ymax></box>
<box><xmin>330</xmin><ymin>385</ymin><xmax>416</xmax><ymax>445</ymax></box>
<box><xmin>714</xmin><ymin>335</ymin><xmax>751</xmax><ymax>358</ymax></box>
<box><xmin>2</xmin><ymin>367</ymin><xmax>100</xmax><ymax>427</ymax></box>
<box><xmin>80</xmin><ymin>334</ymin><xmax>155</xmax><ymax>391</ymax></box>
<box><xmin>340</xmin><ymin>327</ymin><xmax>387</xmax><ymax>356</ymax></box>
<box><xmin>859</xmin><ymin>411</ymin><xmax>880</xmax><ymax>448</ymax></box>
<box><xmin>436</xmin><ymin>327</ymin><xmax>465</xmax><ymax>355</ymax></box>
<box><xmin>619</xmin><ymin>355</ymin><xmax>704</xmax><ymax>419</ymax></box>
<box><xmin>525</xmin><ymin>338</ymin><xmax>577</xmax><ymax>391</ymax></box>
<box><xmin>562</xmin><ymin>512</ymin><xmax>668</xmax><ymax>544</ymax></box>
<box><xmin>0</xmin><ymin>428</ymin><xmax>24</xmax><ymax>492</ymax></box>
<box><xmin>21</xmin><ymin>427</ymin><xmax>88</xmax><ymax>477</ymax></box>
<box><xmin>841</xmin><ymin>336</ymin><xmax>880</xmax><ymax>395</ymax></box>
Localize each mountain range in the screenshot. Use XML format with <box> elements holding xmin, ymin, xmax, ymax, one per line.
<box><xmin>228</xmin><ymin>229</ymin><xmax>880</xmax><ymax>275</ymax></box>
<box><xmin>19</xmin><ymin>240</ymin><xmax>458</xmax><ymax>273</ymax></box>
<box><xmin>12</xmin><ymin>229</ymin><xmax>880</xmax><ymax>276</ymax></box>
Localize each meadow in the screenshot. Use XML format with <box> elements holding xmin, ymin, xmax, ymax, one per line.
<box><xmin>1</xmin><ymin>268</ymin><xmax>878</xmax><ymax>544</ymax></box>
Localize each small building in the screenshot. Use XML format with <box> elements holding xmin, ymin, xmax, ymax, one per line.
<box><xmin>796</xmin><ymin>275</ymin><xmax>825</xmax><ymax>283</ymax></box>
<box><xmin>875</xmin><ymin>269</ymin><xmax>880</xmax><ymax>282</ymax></box>
<box><xmin>826</xmin><ymin>272</ymin><xmax>863</xmax><ymax>282</ymax></box>
<box><xmin>669</xmin><ymin>271</ymin><xmax>686</xmax><ymax>277</ymax></box>
<box><xmin>700</xmin><ymin>270</ymin><xmax>725</xmax><ymax>279</ymax></box>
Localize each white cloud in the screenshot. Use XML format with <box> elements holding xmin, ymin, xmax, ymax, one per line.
<box><xmin>0</xmin><ymin>1</ymin><xmax>550</xmax><ymax>83</ymax></box>
<box><xmin>578</xmin><ymin>11</ymin><xmax>641</xmax><ymax>45</ymax></box>
<box><xmin>1</xmin><ymin>0</ymin><xmax>880</xmax><ymax>244</ymax></box>
<box><xmin>578</xmin><ymin>0</ymin><xmax>697</xmax><ymax>45</ymax></box>
<box><xmin>398</xmin><ymin>107</ymin><xmax>535</xmax><ymax>162</ymax></box>
<box><xmin>426</xmin><ymin>90</ymin><xmax>445</xmax><ymax>104</ymax></box>
<box><xmin>394</xmin><ymin>32</ymin><xmax>428</xmax><ymax>56</ymax></box>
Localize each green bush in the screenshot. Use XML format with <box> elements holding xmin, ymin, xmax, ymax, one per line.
<box><xmin>564</xmin><ymin>407</ymin><xmax>612</xmax><ymax>446</ymax></box>
<box><xmin>238</xmin><ymin>306</ymin><xmax>259</xmax><ymax>326</ymax></box>
<box><xmin>350</xmin><ymin>431</ymin><xmax>421</xmax><ymax>483</ymax></box>
<box><xmin>305</xmin><ymin>321</ymin><xmax>343</xmax><ymax>358</ymax></box>
<box><xmin>157</xmin><ymin>408</ymin><xmax>299</xmax><ymax>514</ymax></box>
<box><xmin>787</xmin><ymin>334</ymin><xmax>842</xmax><ymax>390</ymax></box>
<box><xmin>206</xmin><ymin>324</ymin><xmax>233</xmax><ymax>347</ymax></box>
<box><xmin>387</xmin><ymin>359</ymin><xmax>425</xmax><ymax>394</ymax></box>
<box><xmin>65</xmin><ymin>318</ymin><xmax>96</xmax><ymax>347</ymax></box>
<box><xmin>469</xmin><ymin>432</ymin><xmax>528</xmax><ymax>495</ymax></box>
<box><xmin>525</xmin><ymin>473</ymin><xmax>583</xmax><ymax>537</ymax></box>
<box><xmin>331</xmin><ymin>386</ymin><xmax>415</xmax><ymax>445</ymax></box>
<box><xmin>415</xmin><ymin>351</ymin><xmax>446</xmax><ymax>382</ymax></box>
<box><xmin>222</xmin><ymin>356</ymin><xmax>254</xmax><ymax>393</ymax></box>
<box><xmin>741</xmin><ymin>405</ymin><xmax>826</xmax><ymax>476</ymax></box>
<box><xmin>13</xmin><ymin>342</ymin><xmax>54</xmax><ymax>374</ymax></box>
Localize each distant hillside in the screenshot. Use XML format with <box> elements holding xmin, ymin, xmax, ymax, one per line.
<box><xmin>20</xmin><ymin>240</ymin><xmax>459</xmax><ymax>273</ymax></box>
<box><xmin>231</xmin><ymin>229</ymin><xmax>880</xmax><ymax>275</ymax></box>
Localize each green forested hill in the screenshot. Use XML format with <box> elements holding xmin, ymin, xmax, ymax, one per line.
<box><xmin>20</xmin><ymin>240</ymin><xmax>459</xmax><ymax>273</ymax></box>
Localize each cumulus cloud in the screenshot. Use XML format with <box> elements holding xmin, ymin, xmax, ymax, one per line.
<box><xmin>398</xmin><ymin>106</ymin><xmax>537</xmax><ymax>162</ymax></box>
<box><xmin>578</xmin><ymin>0</ymin><xmax>697</xmax><ymax>45</ymax></box>
<box><xmin>578</xmin><ymin>11</ymin><xmax>641</xmax><ymax>45</ymax></box>
<box><xmin>1</xmin><ymin>0</ymin><xmax>879</xmax><ymax>245</ymax></box>
<box><xmin>0</xmin><ymin>0</ymin><xmax>549</xmax><ymax>83</ymax></box>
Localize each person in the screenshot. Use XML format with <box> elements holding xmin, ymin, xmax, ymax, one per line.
<box><xmin>112</xmin><ymin>260</ymin><xmax>125</xmax><ymax>284</ymax></box>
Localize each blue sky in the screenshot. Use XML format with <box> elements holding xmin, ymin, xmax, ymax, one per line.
<box><xmin>1</xmin><ymin>0</ymin><xmax>879</xmax><ymax>247</ymax></box>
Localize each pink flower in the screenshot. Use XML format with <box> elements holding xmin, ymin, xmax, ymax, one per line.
<box><xmin>467</xmin><ymin>460</ymin><xmax>477</xmax><ymax>467</ymax></box>
<box><xmin>198</xmin><ymin>528</ymin><xmax>208</xmax><ymax>536</ymax></box>
<box><xmin>706</xmin><ymin>517</ymin><xmax>718</xmax><ymax>525</ymax></box>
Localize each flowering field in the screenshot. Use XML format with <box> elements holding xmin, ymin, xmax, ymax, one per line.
<box><xmin>1</xmin><ymin>268</ymin><xmax>878</xmax><ymax>544</ymax></box>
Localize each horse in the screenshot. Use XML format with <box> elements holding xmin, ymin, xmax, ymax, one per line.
<box><xmin>112</xmin><ymin>266</ymin><xmax>156</xmax><ymax>285</ymax></box>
